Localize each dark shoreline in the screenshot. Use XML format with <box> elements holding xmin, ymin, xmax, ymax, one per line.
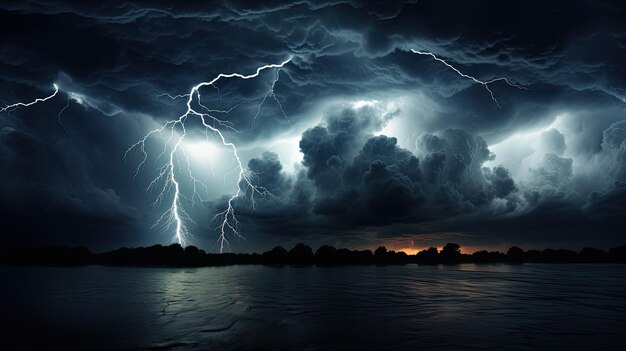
<box><xmin>2</xmin><ymin>242</ymin><xmax>626</xmax><ymax>267</ymax></box>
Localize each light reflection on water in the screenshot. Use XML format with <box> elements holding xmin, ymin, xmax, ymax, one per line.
<box><xmin>2</xmin><ymin>264</ymin><xmax>626</xmax><ymax>350</ymax></box>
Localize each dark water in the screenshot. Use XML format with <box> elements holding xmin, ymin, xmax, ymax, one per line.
<box><xmin>1</xmin><ymin>264</ymin><xmax>626</xmax><ymax>350</ymax></box>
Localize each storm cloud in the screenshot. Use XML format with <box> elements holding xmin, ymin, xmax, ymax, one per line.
<box><xmin>1</xmin><ymin>0</ymin><xmax>625</xmax><ymax>251</ymax></box>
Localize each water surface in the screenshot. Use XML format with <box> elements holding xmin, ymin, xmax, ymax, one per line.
<box><xmin>1</xmin><ymin>264</ymin><xmax>625</xmax><ymax>350</ymax></box>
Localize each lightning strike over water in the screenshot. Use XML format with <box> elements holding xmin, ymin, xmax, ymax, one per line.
<box><xmin>0</xmin><ymin>84</ymin><xmax>59</xmax><ymax>114</ymax></box>
<box><xmin>125</xmin><ymin>57</ymin><xmax>292</xmax><ymax>251</ymax></box>
<box><xmin>410</xmin><ymin>50</ymin><xmax>527</xmax><ymax>106</ymax></box>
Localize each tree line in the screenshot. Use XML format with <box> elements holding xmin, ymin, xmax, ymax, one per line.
<box><xmin>2</xmin><ymin>242</ymin><xmax>626</xmax><ymax>266</ymax></box>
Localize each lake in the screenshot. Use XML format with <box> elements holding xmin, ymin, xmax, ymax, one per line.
<box><xmin>1</xmin><ymin>264</ymin><xmax>625</xmax><ymax>350</ymax></box>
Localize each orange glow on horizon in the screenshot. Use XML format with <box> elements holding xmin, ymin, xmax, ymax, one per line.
<box><xmin>396</xmin><ymin>247</ymin><xmax>440</xmax><ymax>255</ymax></box>
<box><xmin>394</xmin><ymin>245</ymin><xmax>509</xmax><ymax>255</ymax></box>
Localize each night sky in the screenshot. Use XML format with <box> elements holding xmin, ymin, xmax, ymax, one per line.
<box><xmin>1</xmin><ymin>1</ymin><xmax>625</xmax><ymax>253</ymax></box>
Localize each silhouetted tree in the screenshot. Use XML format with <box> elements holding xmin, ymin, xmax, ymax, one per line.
<box><xmin>288</xmin><ymin>243</ymin><xmax>314</xmax><ymax>264</ymax></box>
<box><xmin>416</xmin><ymin>247</ymin><xmax>439</xmax><ymax>264</ymax></box>
<box><xmin>374</xmin><ymin>246</ymin><xmax>388</xmax><ymax>263</ymax></box>
<box><xmin>262</xmin><ymin>246</ymin><xmax>288</xmax><ymax>264</ymax></box>
<box><xmin>539</xmin><ymin>249</ymin><xmax>578</xmax><ymax>263</ymax></box>
<box><xmin>315</xmin><ymin>245</ymin><xmax>337</xmax><ymax>264</ymax></box>
<box><xmin>472</xmin><ymin>250</ymin><xmax>492</xmax><ymax>263</ymax></box>
<box><xmin>387</xmin><ymin>250</ymin><xmax>408</xmax><ymax>264</ymax></box>
<box><xmin>524</xmin><ymin>249</ymin><xmax>542</xmax><ymax>262</ymax></box>
<box><xmin>4</xmin><ymin>243</ymin><xmax>626</xmax><ymax>267</ymax></box>
<box><xmin>184</xmin><ymin>246</ymin><xmax>200</xmax><ymax>255</ymax></box>
<box><xmin>183</xmin><ymin>245</ymin><xmax>207</xmax><ymax>265</ymax></box>
<box><xmin>610</xmin><ymin>245</ymin><xmax>626</xmax><ymax>262</ymax></box>
<box><xmin>440</xmin><ymin>243</ymin><xmax>462</xmax><ymax>263</ymax></box>
<box><xmin>355</xmin><ymin>249</ymin><xmax>374</xmax><ymax>264</ymax></box>
<box><xmin>579</xmin><ymin>247</ymin><xmax>608</xmax><ymax>262</ymax></box>
<box><xmin>506</xmin><ymin>246</ymin><xmax>524</xmax><ymax>262</ymax></box>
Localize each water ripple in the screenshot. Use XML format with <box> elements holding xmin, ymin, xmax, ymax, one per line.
<box><xmin>2</xmin><ymin>264</ymin><xmax>626</xmax><ymax>350</ymax></box>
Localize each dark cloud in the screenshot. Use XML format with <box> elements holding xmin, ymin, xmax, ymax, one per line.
<box><xmin>485</xmin><ymin>166</ymin><xmax>516</xmax><ymax>199</ymax></box>
<box><xmin>247</xmin><ymin>151</ymin><xmax>291</xmax><ymax>196</ymax></box>
<box><xmin>0</xmin><ymin>100</ymin><xmax>145</xmax><ymax>249</ymax></box>
<box><xmin>602</xmin><ymin>120</ymin><xmax>626</xmax><ymax>181</ymax></box>
<box><xmin>299</xmin><ymin>104</ymin><xmax>395</xmax><ymax>191</ymax></box>
<box><xmin>245</xmin><ymin>106</ymin><xmax>519</xmax><ymax>233</ymax></box>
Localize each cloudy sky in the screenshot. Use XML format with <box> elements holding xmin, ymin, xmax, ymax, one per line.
<box><xmin>1</xmin><ymin>0</ymin><xmax>625</xmax><ymax>253</ymax></box>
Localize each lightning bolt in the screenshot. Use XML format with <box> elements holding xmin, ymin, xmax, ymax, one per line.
<box><xmin>125</xmin><ymin>57</ymin><xmax>291</xmax><ymax>251</ymax></box>
<box><xmin>250</xmin><ymin>69</ymin><xmax>288</xmax><ymax>132</ymax></box>
<box><xmin>0</xmin><ymin>84</ymin><xmax>59</xmax><ymax>114</ymax></box>
<box><xmin>411</xmin><ymin>50</ymin><xmax>527</xmax><ymax>107</ymax></box>
<box><xmin>57</xmin><ymin>95</ymin><xmax>71</xmax><ymax>134</ymax></box>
